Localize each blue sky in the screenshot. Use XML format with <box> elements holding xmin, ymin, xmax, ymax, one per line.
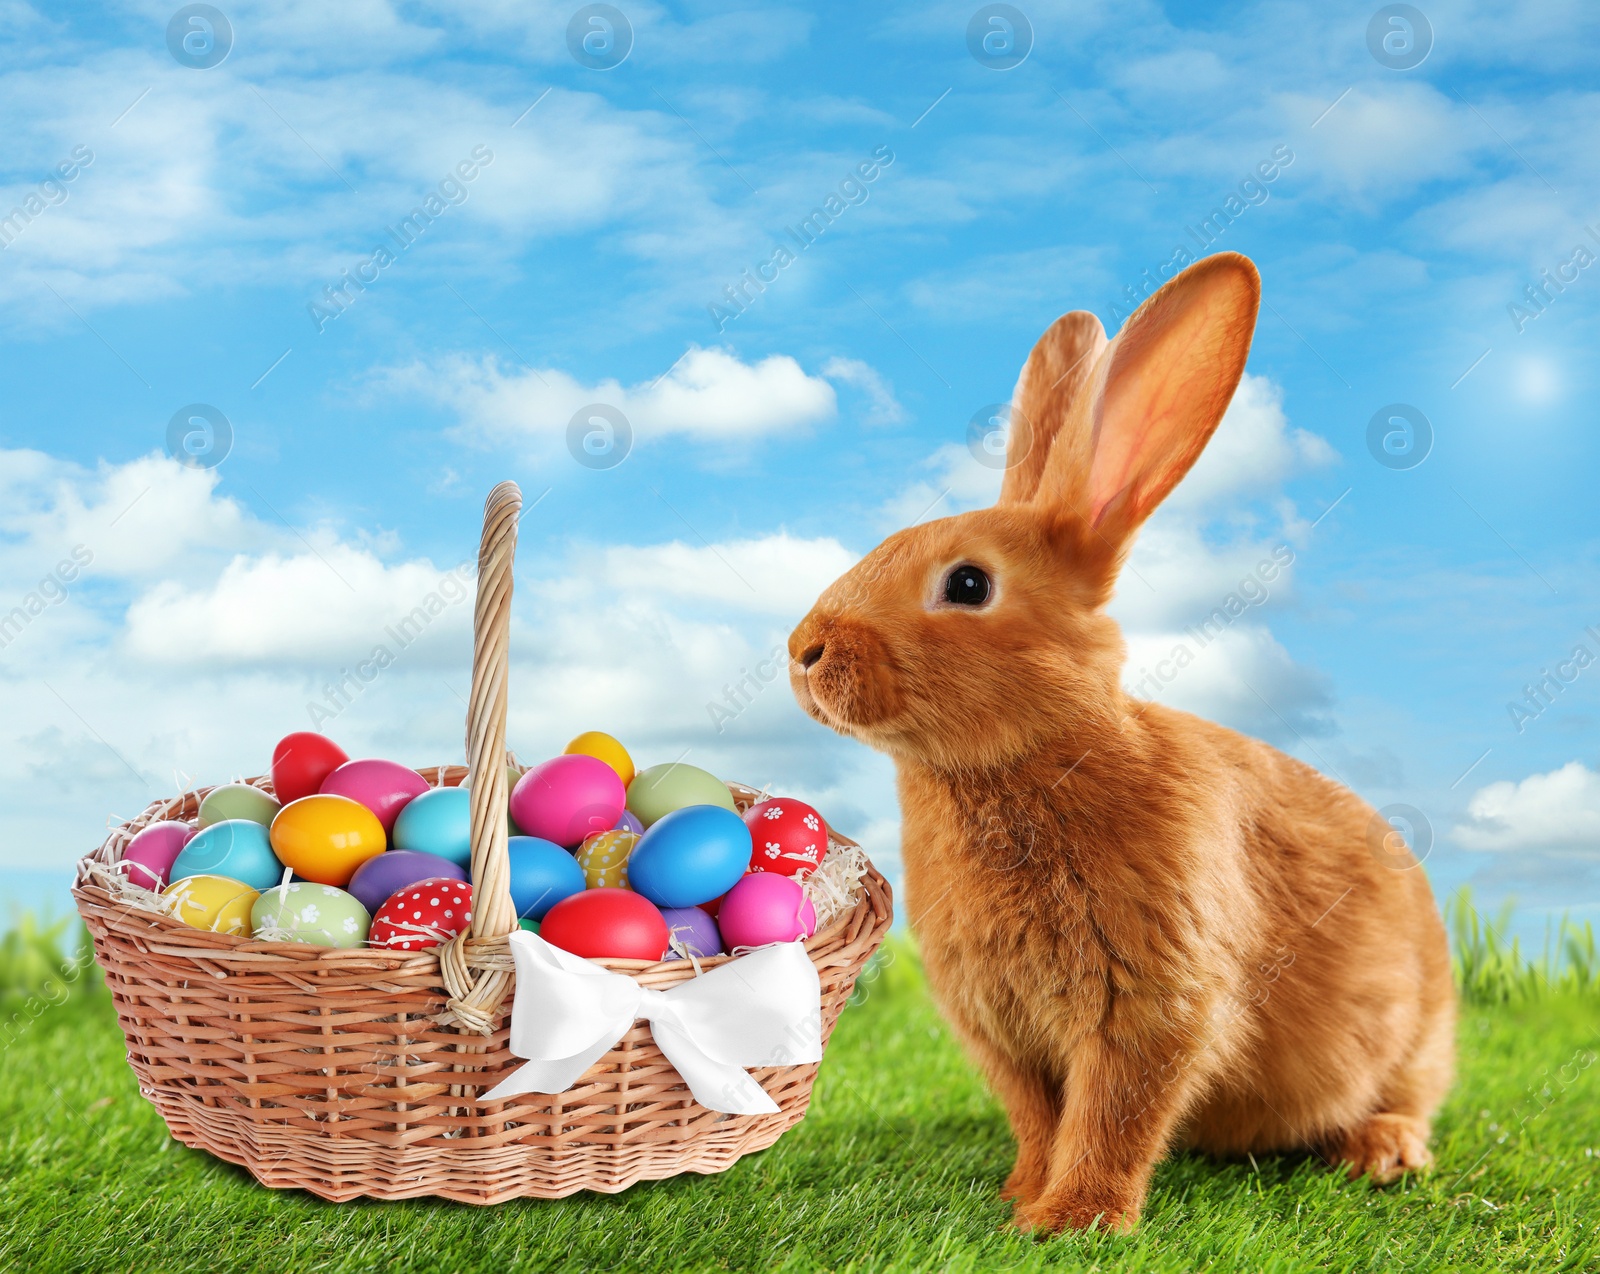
<box><xmin>3</xmin><ymin>0</ymin><xmax>1598</xmax><ymax>940</ymax></box>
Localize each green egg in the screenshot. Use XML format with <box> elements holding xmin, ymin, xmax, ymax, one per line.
<box><xmin>251</xmin><ymin>881</ymin><xmax>371</xmax><ymax>948</ymax></box>
<box><xmin>198</xmin><ymin>783</ymin><xmax>282</xmax><ymax>829</ymax></box>
<box><xmin>625</xmin><ymin>762</ymin><xmax>737</xmax><ymax>828</ymax></box>
<box><xmin>517</xmin><ymin>917</ymin><xmax>540</xmax><ymax>933</ymax></box>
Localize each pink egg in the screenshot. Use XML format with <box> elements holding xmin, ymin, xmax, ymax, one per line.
<box><xmin>319</xmin><ymin>759</ymin><xmax>430</xmax><ymax>835</ymax></box>
<box><xmin>717</xmin><ymin>872</ymin><xmax>817</xmax><ymax>950</ymax></box>
<box><xmin>122</xmin><ymin>820</ymin><xmax>197</xmax><ymax>891</ymax></box>
<box><xmin>510</xmin><ymin>755</ymin><xmax>626</xmax><ymax>848</ymax></box>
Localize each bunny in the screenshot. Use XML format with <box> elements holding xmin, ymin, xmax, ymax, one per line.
<box><xmin>787</xmin><ymin>252</ymin><xmax>1454</xmax><ymax>1234</ymax></box>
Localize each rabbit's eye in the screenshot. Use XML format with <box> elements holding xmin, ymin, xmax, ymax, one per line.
<box><xmin>943</xmin><ymin>565</ymin><xmax>991</xmax><ymax>606</ymax></box>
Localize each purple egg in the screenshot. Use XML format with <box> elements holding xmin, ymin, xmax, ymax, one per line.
<box><xmin>613</xmin><ymin>809</ymin><xmax>644</xmax><ymax>835</ymax></box>
<box><xmin>661</xmin><ymin>906</ymin><xmax>723</xmax><ymax>961</ymax></box>
<box><xmin>347</xmin><ymin>849</ymin><xmax>468</xmax><ymax>915</ymax></box>
<box><xmin>122</xmin><ymin>820</ymin><xmax>197</xmax><ymax>890</ymax></box>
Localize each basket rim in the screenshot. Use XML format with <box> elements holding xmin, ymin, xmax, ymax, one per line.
<box><xmin>74</xmin><ymin>769</ymin><xmax>884</xmax><ymax>982</ymax></box>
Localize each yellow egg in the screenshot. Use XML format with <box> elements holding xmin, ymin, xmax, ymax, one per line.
<box><xmin>164</xmin><ymin>874</ymin><xmax>260</xmax><ymax>935</ymax></box>
<box><xmin>575</xmin><ymin>830</ymin><xmax>638</xmax><ymax>889</ymax></box>
<box><xmin>564</xmin><ymin>731</ymin><xmax>635</xmax><ymax>788</ymax></box>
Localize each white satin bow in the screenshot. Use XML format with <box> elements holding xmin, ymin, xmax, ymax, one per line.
<box><xmin>480</xmin><ymin>931</ymin><xmax>823</xmax><ymax>1115</ymax></box>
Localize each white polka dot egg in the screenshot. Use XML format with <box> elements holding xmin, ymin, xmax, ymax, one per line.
<box><xmin>369</xmin><ymin>876</ymin><xmax>474</xmax><ymax>951</ymax></box>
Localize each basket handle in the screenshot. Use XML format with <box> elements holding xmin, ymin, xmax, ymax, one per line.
<box><xmin>440</xmin><ymin>480</ymin><xmax>521</xmax><ymax>1032</ymax></box>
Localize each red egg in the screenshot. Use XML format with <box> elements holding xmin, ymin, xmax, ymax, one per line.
<box><xmin>320</xmin><ymin>758</ymin><xmax>430</xmax><ymax>834</ymax></box>
<box><xmin>744</xmin><ymin>797</ymin><xmax>829</xmax><ymax>878</ymax></box>
<box><xmin>270</xmin><ymin>732</ymin><xmax>350</xmax><ymax>805</ymax></box>
<box><xmin>369</xmin><ymin>877</ymin><xmax>474</xmax><ymax>951</ymax></box>
<box><xmin>540</xmin><ymin>888</ymin><xmax>669</xmax><ymax>961</ymax></box>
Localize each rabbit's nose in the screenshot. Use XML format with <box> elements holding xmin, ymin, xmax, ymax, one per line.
<box><xmin>798</xmin><ymin>642</ymin><xmax>825</xmax><ymax>669</ymax></box>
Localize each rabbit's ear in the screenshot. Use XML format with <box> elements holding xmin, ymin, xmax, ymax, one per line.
<box><xmin>998</xmin><ymin>311</ymin><xmax>1108</xmax><ymax>505</ymax></box>
<box><xmin>1040</xmin><ymin>252</ymin><xmax>1259</xmax><ymax>549</ymax></box>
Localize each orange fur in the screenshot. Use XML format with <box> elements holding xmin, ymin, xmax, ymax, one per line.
<box><xmin>788</xmin><ymin>253</ymin><xmax>1454</xmax><ymax>1234</ymax></box>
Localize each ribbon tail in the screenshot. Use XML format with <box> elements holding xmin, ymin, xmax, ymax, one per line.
<box><xmin>479</xmin><ymin>1007</ymin><xmax>634</xmax><ymax>1103</ymax></box>
<box><xmin>650</xmin><ymin>1016</ymin><xmax>781</xmax><ymax>1115</ymax></box>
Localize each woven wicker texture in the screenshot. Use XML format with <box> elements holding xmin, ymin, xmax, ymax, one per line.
<box><xmin>71</xmin><ymin>483</ymin><xmax>893</xmax><ymax>1203</ymax></box>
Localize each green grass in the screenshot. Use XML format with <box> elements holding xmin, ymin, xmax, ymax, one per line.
<box><xmin>2</xmin><ymin>903</ymin><xmax>1597</xmax><ymax>1273</ymax></box>
<box><xmin>1448</xmin><ymin>889</ymin><xmax>1599</xmax><ymax>1006</ymax></box>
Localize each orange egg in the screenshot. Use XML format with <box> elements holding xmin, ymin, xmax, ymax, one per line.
<box><xmin>269</xmin><ymin>794</ymin><xmax>387</xmax><ymax>886</ymax></box>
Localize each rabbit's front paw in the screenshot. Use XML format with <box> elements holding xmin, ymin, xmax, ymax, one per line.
<box><xmin>999</xmin><ymin>1154</ymin><xmax>1048</xmax><ymax>1207</ymax></box>
<box><xmin>1014</xmin><ymin>1176</ymin><xmax>1141</xmax><ymax>1235</ymax></box>
<box><xmin>1335</xmin><ymin>1112</ymin><xmax>1433</xmax><ymax>1184</ymax></box>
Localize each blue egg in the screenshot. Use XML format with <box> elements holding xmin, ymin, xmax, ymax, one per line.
<box><xmin>171</xmin><ymin>819</ymin><xmax>283</xmax><ymax>892</ymax></box>
<box><xmin>391</xmin><ymin>785</ymin><xmax>471</xmax><ymax>865</ymax></box>
<box><xmin>626</xmin><ymin>805</ymin><xmax>751</xmax><ymax>909</ymax></box>
<box><xmin>506</xmin><ymin>836</ymin><xmax>586</xmax><ymax>920</ymax></box>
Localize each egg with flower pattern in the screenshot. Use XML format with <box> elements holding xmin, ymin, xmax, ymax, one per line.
<box><xmin>251</xmin><ymin>882</ymin><xmax>370</xmax><ymax>948</ymax></box>
<box><xmin>743</xmin><ymin>797</ymin><xmax>829</xmax><ymax>878</ymax></box>
<box><xmin>369</xmin><ymin>877</ymin><xmax>473</xmax><ymax>951</ymax></box>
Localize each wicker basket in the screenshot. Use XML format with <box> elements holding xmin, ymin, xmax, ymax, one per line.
<box><xmin>71</xmin><ymin>482</ymin><xmax>893</xmax><ymax>1203</ymax></box>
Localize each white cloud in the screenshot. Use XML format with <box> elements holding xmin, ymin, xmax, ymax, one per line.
<box><xmin>124</xmin><ymin>549</ymin><xmax>475</xmax><ymax>665</ymax></box>
<box><xmin>0</xmin><ymin>450</ymin><xmax>256</xmax><ymax>581</ymax></box>
<box><xmin>590</xmin><ymin>533</ymin><xmax>856</xmax><ymax>617</ymax></box>
<box><xmin>1161</xmin><ymin>374</ymin><xmax>1337</xmax><ymax>516</ymax></box>
<box><xmin>878</xmin><ymin>442</ymin><xmax>1003</xmax><ymax>530</ymax></box>
<box><xmin>1454</xmin><ymin>761</ymin><xmax>1600</xmax><ymax>853</ymax></box>
<box><xmin>0</xmin><ymin>56</ymin><xmax>733</xmax><ymax>317</ymax></box>
<box><xmin>1285</xmin><ymin>83</ymin><xmax>1484</xmax><ymax>203</ymax></box>
<box><xmin>1122</xmin><ymin>623</ymin><xmax>1334</xmax><ymax>744</ymax></box>
<box><xmin>386</xmin><ymin>345</ymin><xmax>838</xmax><ymax>460</ymax></box>
<box><xmin>821</xmin><ymin>356</ymin><xmax>904</xmax><ymax>425</ymax></box>
<box><xmin>1112</xmin><ymin>373</ymin><xmax>1336</xmax><ymax>631</ymax></box>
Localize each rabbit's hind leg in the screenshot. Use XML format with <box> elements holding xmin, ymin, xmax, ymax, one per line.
<box><xmin>1331</xmin><ymin>1112</ymin><xmax>1433</xmax><ymax>1182</ymax></box>
<box><xmin>1328</xmin><ymin>990</ymin><xmax>1453</xmax><ymax>1183</ymax></box>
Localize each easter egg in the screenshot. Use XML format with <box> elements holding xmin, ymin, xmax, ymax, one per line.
<box><xmin>717</xmin><ymin>872</ymin><xmax>817</xmax><ymax>949</ymax></box>
<box><xmin>744</xmin><ymin>797</ymin><xmax>830</xmax><ymax>878</ymax></box>
<box><xmin>661</xmin><ymin>906</ymin><xmax>723</xmax><ymax>960</ymax></box>
<box><xmin>614</xmin><ymin>809</ymin><xmax>643</xmax><ymax>835</ymax></box>
<box><xmin>197</xmin><ymin>783</ymin><xmax>281</xmax><ymax>829</ymax></box>
<box><xmin>625</xmin><ymin>763</ymin><xmax>737</xmax><ymax>827</ymax></box>
<box><xmin>540</xmin><ymin>888</ymin><xmax>668</xmax><ymax>961</ymax></box>
<box><xmin>510</xmin><ymin>755</ymin><xmax>625</xmax><ymax>847</ymax></box>
<box><xmin>518</xmin><ymin>917</ymin><xmax>540</xmax><ymax>933</ymax></box>
<box><xmin>163</xmin><ymin>874</ymin><xmax>259</xmax><ymax>935</ymax></box>
<box><xmin>346</xmin><ymin>849</ymin><xmax>467</xmax><ymax>914</ymax></box>
<box><xmin>575</xmin><ymin>830</ymin><xmax>638</xmax><ymax>889</ymax></box>
<box><xmin>269</xmin><ymin>794</ymin><xmax>387</xmax><ymax>886</ymax></box>
<box><xmin>270</xmin><ymin>732</ymin><xmax>349</xmax><ymax>805</ymax></box>
<box><xmin>251</xmin><ymin>882</ymin><xmax>370</xmax><ymax>948</ymax></box>
<box><xmin>319</xmin><ymin>759</ymin><xmax>430</xmax><ymax>834</ymax></box>
<box><xmin>392</xmin><ymin>785</ymin><xmax>471</xmax><ymax>866</ymax></box>
<box><xmin>507</xmin><ymin>835</ymin><xmax>587</xmax><ymax>921</ymax></box>
<box><xmin>626</xmin><ymin>805</ymin><xmax>751</xmax><ymax>908</ymax></box>
<box><xmin>171</xmin><ymin>819</ymin><xmax>283</xmax><ymax>892</ymax></box>
<box><xmin>564</xmin><ymin>730</ymin><xmax>635</xmax><ymax>788</ymax></box>
<box><xmin>369</xmin><ymin>877</ymin><xmax>473</xmax><ymax>951</ymax></box>
<box><xmin>122</xmin><ymin>820</ymin><xmax>197</xmax><ymax>891</ymax></box>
